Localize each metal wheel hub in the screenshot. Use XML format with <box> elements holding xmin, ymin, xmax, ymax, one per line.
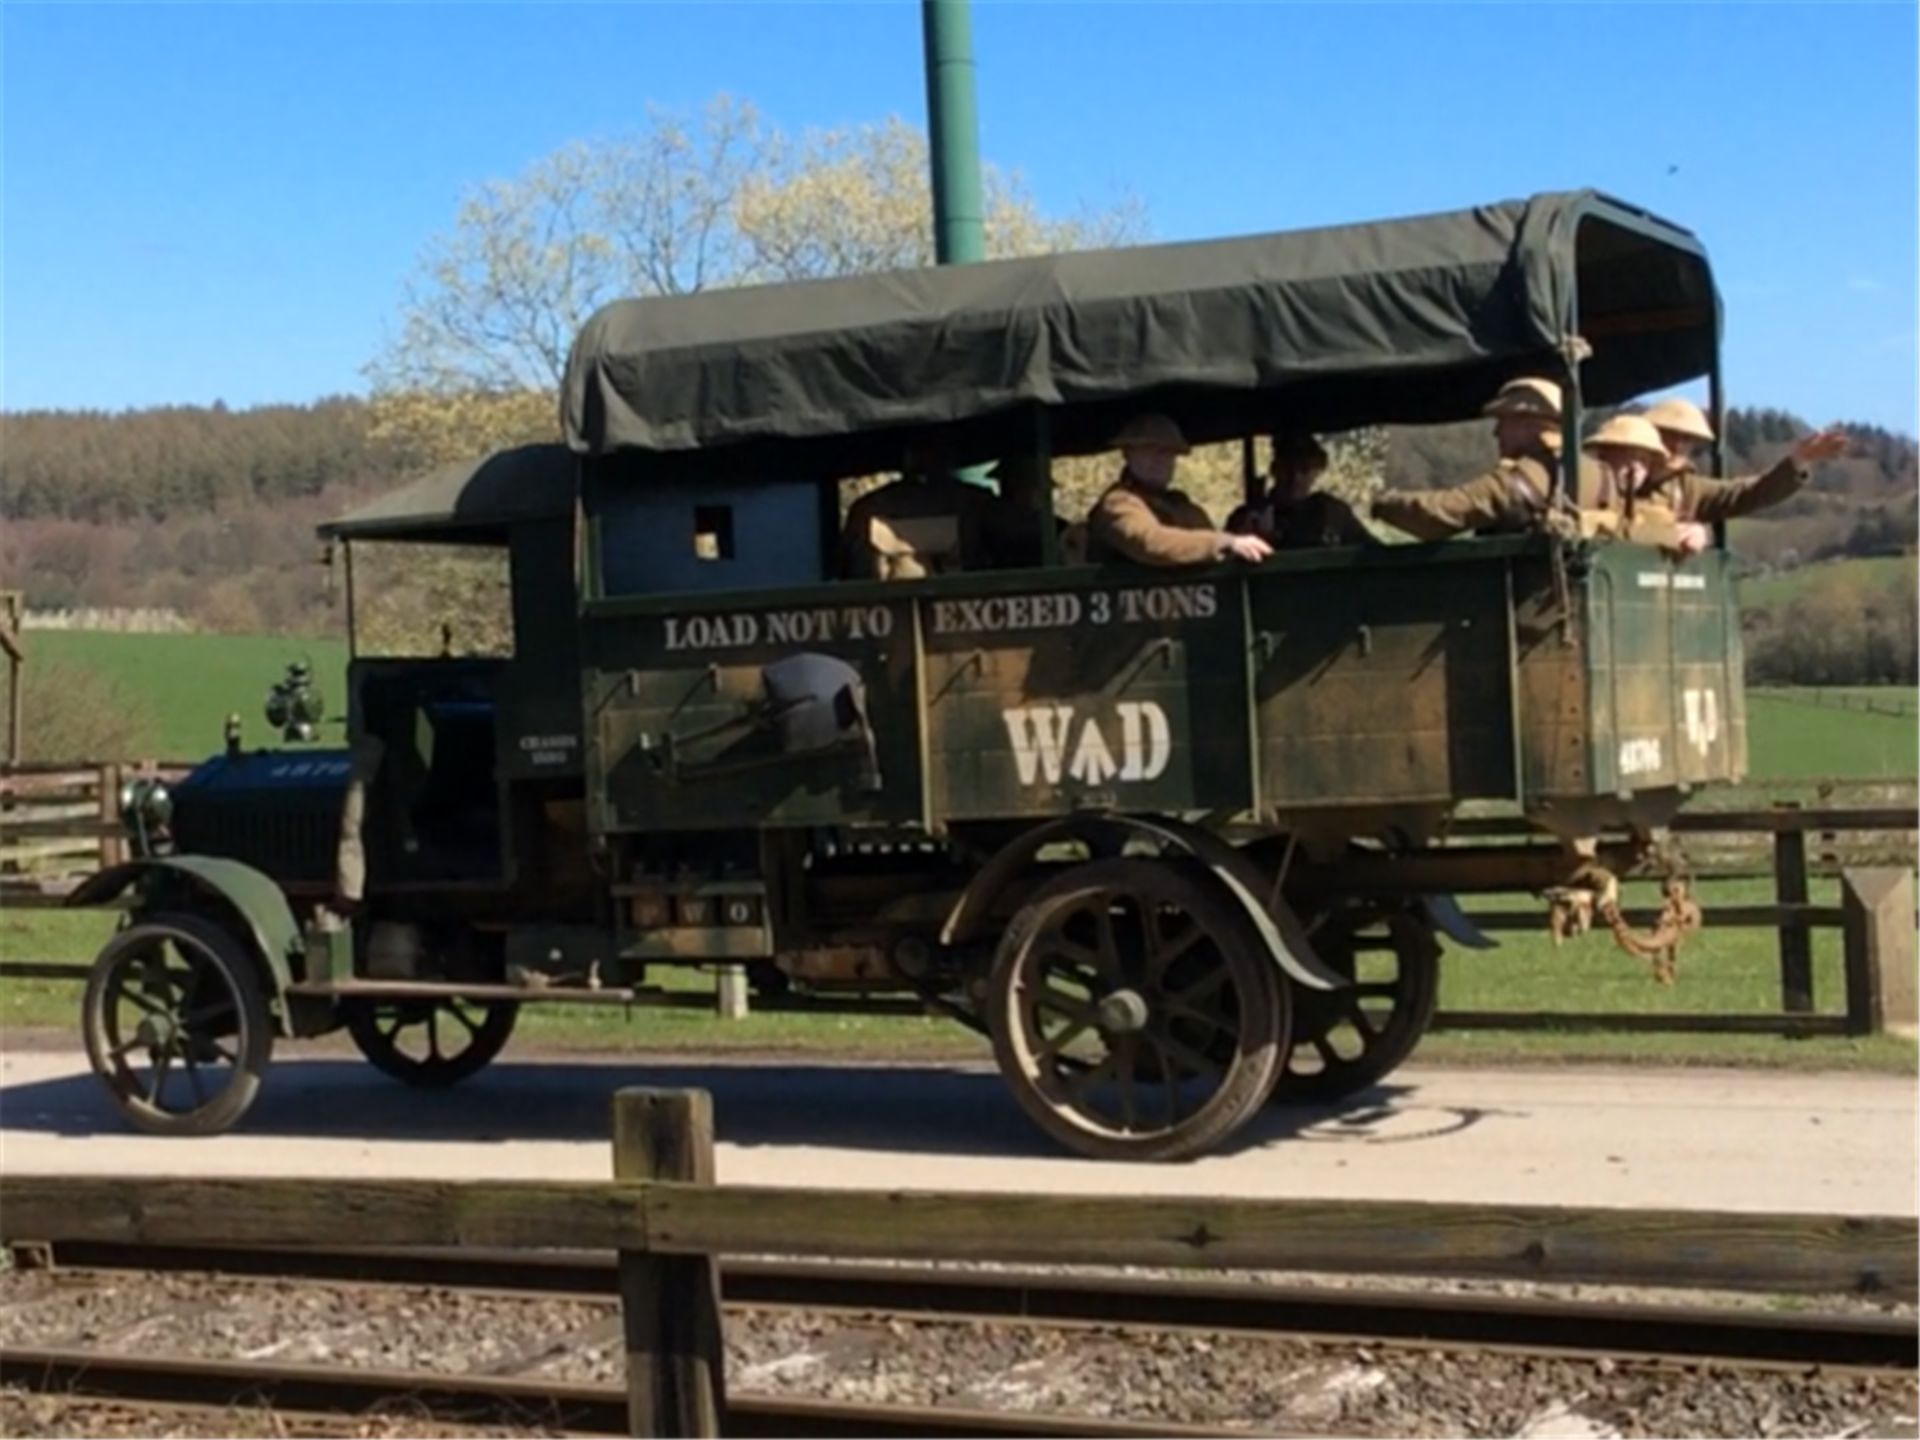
<box><xmin>1095</xmin><ymin>989</ymin><xmax>1150</xmax><ymax>1035</ymax></box>
<box><xmin>133</xmin><ymin>1014</ymin><xmax>177</xmax><ymax>1049</ymax></box>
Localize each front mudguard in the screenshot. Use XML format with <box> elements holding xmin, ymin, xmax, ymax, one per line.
<box><xmin>941</xmin><ymin>813</ymin><xmax>1347</xmax><ymax>994</ymax></box>
<box><xmin>67</xmin><ymin>856</ymin><xmax>304</xmax><ymax>1033</ymax></box>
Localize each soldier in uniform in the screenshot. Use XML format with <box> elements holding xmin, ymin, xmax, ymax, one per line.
<box><xmin>1371</xmin><ymin>377</ymin><xmax>1586</xmax><ymax>540</ymax></box>
<box><xmin>1636</xmin><ymin>398</ymin><xmax>1849</xmax><ymax>556</ymax></box>
<box><xmin>1580</xmin><ymin>414</ymin><xmax>1679</xmax><ymax>546</ymax></box>
<box><xmin>839</xmin><ymin>441</ymin><xmax>1006</xmax><ymax>580</ymax></box>
<box><xmin>1086</xmin><ymin>414</ymin><xmax>1274</xmax><ymax>566</ymax></box>
<box><xmin>1228</xmin><ymin>430</ymin><xmax>1374</xmax><ymax>549</ymax></box>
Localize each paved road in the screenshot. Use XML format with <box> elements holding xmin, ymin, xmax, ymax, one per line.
<box><xmin>1</xmin><ymin>1048</ymin><xmax>1913</xmax><ymax>1214</ymax></box>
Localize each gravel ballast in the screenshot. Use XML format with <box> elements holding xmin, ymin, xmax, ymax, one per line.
<box><xmin>2</xmin><ymin>1269</ymin><xmax>1913</xmax><ymax>1438</ymax></box>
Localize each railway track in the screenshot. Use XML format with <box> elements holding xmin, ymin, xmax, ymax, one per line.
<box><xmin>16</xmin><ymin>1238</ymin><xmax>1917</xmax><ymax>1374</ymax></box>
<box><xmin>0</xmin><ymin>1346</ymin><xmax>1238</xmax><ymax>1438</ymax></box>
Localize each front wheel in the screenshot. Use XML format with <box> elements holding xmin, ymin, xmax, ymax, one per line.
<box><xmin>81</xmin><ymin>913</ymin><xmax>275</xmax><ymax>1136</ymax></box>
<box><xmin>344</xmin><ymin>996</ymin><xmax>518</xmax><ymax>1088</ymax></box>
<box><xmin>989</xmin><ymin>857</ymin><xmax>1286</xmax><ymax>1162</ymax></box>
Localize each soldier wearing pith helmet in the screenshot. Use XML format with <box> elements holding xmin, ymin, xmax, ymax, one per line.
<box><xmin>1636</xmin><ymin>397</ymin><xmax>1849</xmax><ymax>555</ymax></box>
<box><xmin>1372</xmin><ymin>376</ymin><xmax>1595</xmax><ymax>539</ymax></box>
<box><xmin>1580</xmin><ymin>413</ymin><xmax>1677</xmax><ymax>546</ymax></box>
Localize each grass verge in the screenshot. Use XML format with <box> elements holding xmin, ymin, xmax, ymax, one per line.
<box><xmin>6</xmin><ymin>883</ymin><xmax>1912</xmax><ymax>1074</ymax></box>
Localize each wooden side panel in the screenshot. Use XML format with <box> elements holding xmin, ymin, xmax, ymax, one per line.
<box><xmin>585</xmin><ymin>599</ymin><xmax>924</xmax><ymax>832</ymax></box>
<box><xmin>1579</xmin><ymin>547</ymin><xmax>1745</xmax><ymax>796</ymax></box>
<box><xmin>1250</xmin><ymin>563</ymin><xmax>1516</xmax><ymax>807</ymax></box>
<box><xmin>1514</xmin><ymin>552</ymin><xmax>1592</xmax><ymax>799</ymax></box>
<box><xmin>923</xmin><ymin>578</ymin><xmax>1253</xmax><ymax>820</ymax></box>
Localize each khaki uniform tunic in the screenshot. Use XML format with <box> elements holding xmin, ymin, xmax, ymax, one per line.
<box><xmin>1375</xmin><ymin>447</ymin><xmax>1811</xmax><ymax>545</ymax></box>
<box><xmin>1634</xmin><ymin>456</ymin><xmax>1809</xmax><ymax>525</ymax></box>
<box><xmin>1086</xmin><ymin>475</ymin><xmax>1228</xmax><ymax>566</ymax></box>
<box><xmin>1372</xmin><ymin>450</ymin><xmax>1611</xmax><ymax>540</ymax></box>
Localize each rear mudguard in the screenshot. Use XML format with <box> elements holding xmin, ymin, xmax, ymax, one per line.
<box><xmin>942</xmin><ymin>814</ymin><xmax>1345</xmax><ymax>993</ymax></box>
<box><xmin>67</xmin><ymin>856</ymin><xmax>303</xmax><ymax>1029</ymax></box>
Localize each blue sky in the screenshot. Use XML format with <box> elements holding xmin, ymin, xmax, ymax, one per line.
<box><xmin>4</xmin><ymin>2</ymin><xmax>1915</xmax><ymax>430</ymax></box>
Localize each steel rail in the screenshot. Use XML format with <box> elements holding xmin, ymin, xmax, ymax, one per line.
<box><xmin>0</xmin><ymin>1346</ymin><xmax>1237</xmax><ymax>1439</ymax></box>
<box><xmin>25</xmin><ymin>1239</ymin><xmax>1917</xmax><ymax>1373</ymax></box>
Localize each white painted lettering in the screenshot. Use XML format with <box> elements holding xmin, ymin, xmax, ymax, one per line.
<box><xmin>1117</xmin><ymin>701</ymin><xmax>1173</xmax><ymax>781</ymax></box>
<box><xmin>1683</xmin><ymin>687</ymin><xmax>1721</xmax><ymax>756</ymax></box>
<box><xmin>1004</xmin><ymin>702</ymin><xmax>1175</xmax><ymax>789</ymax></box>
<box><xmin>1002</xmin><ymin>706</ymin><xmax>1075</xmax><ymax>786</ymax></box>
<box><xmin>1619</xmin><ymin>737</ymin><xmax>1663</xmax><ymax>777</ymax></box>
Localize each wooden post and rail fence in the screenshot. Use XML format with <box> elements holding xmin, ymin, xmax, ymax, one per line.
<box><xmin>2</xmin><ymin>1089</ymin><xmax>1914</xmax><ymax>1437</ymax></box>
<box><xmin>0</xmin><ymin>761</ymin><xmax>193</xmax><ymax>878</ymax></box>
<box><xmin>3</xmin><ymin>764</ymin><xmax>1915</xmax><ymax>1039</ymax></box>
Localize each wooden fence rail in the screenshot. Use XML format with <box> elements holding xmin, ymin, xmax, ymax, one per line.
<box><xmin>1431</xmin><ymin>795</ymin><xmax>1917</xmax><ymax>1037</ymax></box>
<box><xmin>0</xmin><ymin>762</ymin><xmax>192</xmax><ymax>882</ymax></box>
<box><xmin>2</xmin><ymin>1089</ymin><xmax>1914</xmax><ymax>1437</ymax></box>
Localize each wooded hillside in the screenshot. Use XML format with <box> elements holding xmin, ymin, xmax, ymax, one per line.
<box><xmin>0</xmin><ymin>395</ymin><xmax>1912</xmax><ymax>684</ymax></box>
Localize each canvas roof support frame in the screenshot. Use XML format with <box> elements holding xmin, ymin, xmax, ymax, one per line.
<box><xmin>559</xmin><ymin>189</ymin><xmax>1722</xmax><ymax>489</ymax></box>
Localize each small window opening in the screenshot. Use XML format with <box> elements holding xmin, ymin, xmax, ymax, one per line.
<box><xmin>693</xmin><ymin>505</ymin><xmax>735</xmax><ymax>561</ymax></box>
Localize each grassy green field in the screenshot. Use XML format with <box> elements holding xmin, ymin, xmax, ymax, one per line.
<box><xmin>24</xmin><ymin>630</ymin><xmax>348</xmax><ymax>760</ymax></box>
<box><xmin>5</xmin><ymin>884</ymin><xmax>1910</xmax><ymax>1072</ymax></box>
<box><xmin>1739</xmin><ymin>555</ymin><xmax>1915</xmax><ymax>608</ymax></box>
<box><xmin>1745</xmin><ymin>686</ymin><xmax>1917</xmax><ymax>777</ymax></box>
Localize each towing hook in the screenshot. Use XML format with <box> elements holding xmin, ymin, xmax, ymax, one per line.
<box><xmin>1544</xmin><ymin>868</ymin><xmax>1702</xmax><ymax>985</ymax></box>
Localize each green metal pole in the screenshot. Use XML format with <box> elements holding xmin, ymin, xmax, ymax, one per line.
<box><xmin>923</xmin><ymin>0</ymin><xmax>985</xmax><ymax>265</ymax></box>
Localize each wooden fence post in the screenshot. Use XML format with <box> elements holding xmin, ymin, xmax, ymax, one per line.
<box><xmin>1842</xmin><ymin>869</ymin><xmax>1917</xmax><ymax>1038</ymax></box>
<box><xmin>612</xmin><ymin>1088</ymin><xmax>725</xmax><ymax>1439</ymax></box>
<box><xmin>715</xmin><ymin>966</ymin><xmax>749</xmax><ymax>1021</ymax></box>
<box><xmin>1773</xmin><ymin>809</ymin><xmax>1813</xmax><ymax>1015</ymax></box>
<box><xmin>97</xmin><ymin>763</ymin><xmax>124</xmax><ymax>870</ymax></box>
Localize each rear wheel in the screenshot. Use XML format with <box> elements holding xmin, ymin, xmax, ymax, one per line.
<box><xmin>82</xmin><ymin>913</ymin><xmax>275</xmax><ymax>1136</ymax></box>
<box><xmin>344</xmin><ymin>996</ymin><xmax>518</xmax><ymax>1088</ymax></box>
<box><xmin>1269</xmin><ymin>903</ymin><xmax>1439</xmax><ymax>1104</ymax></box>
<box><xmin>989</xmin><ymin>858</ymin><xmax>1286</xmax><ymax>1162</ymax></box>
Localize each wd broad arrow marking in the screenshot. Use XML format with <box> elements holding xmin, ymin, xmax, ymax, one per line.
<box><xmin>1002</xmin><ymin>703</ymin><xmax>1172</xmax><ymax>788</ymax></box>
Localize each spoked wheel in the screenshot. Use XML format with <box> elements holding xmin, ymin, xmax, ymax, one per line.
<box><xmin>989</xmin><ymin>858</ymin><xmax>1287</xmax><ymax>1162</ymax></box>
<box><xmin>81</xmin><ymin>913</ymin><xmax>274</xmax><ymax>1136</ymax></box>
<box><xmin>1269</xmin><ymin>903</ymin><xmax>1440</xmax><ymax>1104</ymax></box>
<box><xmin>344</xmin><ymin>996</ymin><xmax>518</xmax><ymax>1088</ymax></box>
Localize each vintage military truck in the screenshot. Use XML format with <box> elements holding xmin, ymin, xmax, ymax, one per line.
<box><xmin>72</xmin><ymin>189</ymin><xmax>1742</xmax><ymax>1160</ymax></box>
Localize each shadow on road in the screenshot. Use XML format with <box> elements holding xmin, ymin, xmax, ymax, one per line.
<box><xmin>0</xmin><ymin>1054</ymin><xmax>1508</xmax><ymax>1160</ymax></box>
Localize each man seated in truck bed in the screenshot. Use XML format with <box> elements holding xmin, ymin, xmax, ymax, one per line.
<box><xmin>1086</xmin><ymin>414</ymin><xmax>1274</xmax><ymax>567</ymax></box>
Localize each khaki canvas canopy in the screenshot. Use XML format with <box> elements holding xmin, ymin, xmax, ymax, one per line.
<box><xmin>320</xmin><ymin>445</ymin><xmax>575</xmax><ymax>543</ymax></box>
<box><xmin>561</xmin><ymin>189</ymin><xmax>1718</xmax><ymax>476</ymax></box>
